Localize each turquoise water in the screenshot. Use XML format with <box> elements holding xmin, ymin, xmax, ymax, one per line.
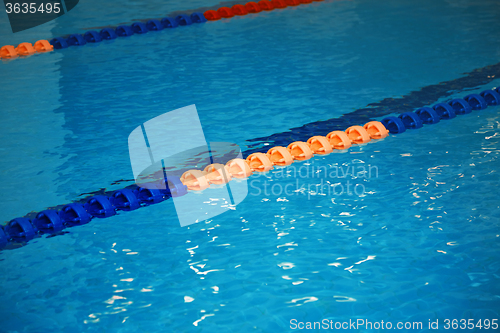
<box><xmin>1</xmin><ymin>0</ymin><xmax>500</xmax><ymax>331</ymax></box>
<box><xmin>1</xmin><ymin>0</ymin><xmax>500</xmax><ymax>219</ymax></box>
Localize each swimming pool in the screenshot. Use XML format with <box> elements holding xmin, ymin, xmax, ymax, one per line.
<box><xmin>1</xmin><ymin>0</ymin><xmax>500</xmax><ymax>331</ymax></box>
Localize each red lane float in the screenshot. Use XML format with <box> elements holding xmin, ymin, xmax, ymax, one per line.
<box><xmin>307</xmin><ymin>136</ymin><xmax>333</xmax><ymax>155</ymax></box>
<box><xmin>246</xmin><ymin>153</ymin><xmax>274</xmax><ymax>172</ymax></box>
<box><xmin>285</xmin><ymin>0</ymin><xmax>301</xmax><ymax>5</ymax></box>
<box><xmin>271</xmin><ymin>0</ymin><xmax>288</xmax><ymax>8</ymax></box>
<box><xmin>287</xmin><ymin>141</ymin><xmax>314</xmax><ymax>161</ymax></box>
<box><xmin>258</xmin><ymin>0</ymin><xmax>275</xmax><ymax>10</ymax></box>
<box><xmin>345</xmin><ymin>126</ymin><xmax>371</xmax><ymax>144</ymax></box>
<box><xmin>267</xmin><ymin>146</ymin><xmax>294</xmax><ymax>166</ymax></box>
<box><xmin>218</xmin><ymin>7</ymin><xmax>235</xmax><ymax>18</ymax></box>
<box><xmin>204</xmin><ymin>10</ymin><xmax>221</xmax><ymax>20</ymax></box>
<box><xmin>245</xmin><ymin>2</ymin><xmax>263</xmax><ymax>13</ymax></box>
<box><xmin>232</xmin><ymin>4</ymin><xmax>249</xmax><ymax>15</ymax></box>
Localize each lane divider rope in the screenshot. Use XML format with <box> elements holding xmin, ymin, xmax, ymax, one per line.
<box><xmin>0</xmin><ymin>0</ymin><xmax>324</xmax><ymax>60</ymax></box>
<box><xmin>1</xmin><ymin>87</ymin><xmax>499</xmax><ymax>250</ymax></box>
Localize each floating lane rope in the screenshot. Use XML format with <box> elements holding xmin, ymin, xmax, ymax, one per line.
<box><xmin>2</xmin><ymin>87</ymin><xmax>499</xmax><ymax>250</ymax></box>
<box><xmin>0</xmin><ymin>40</ymin><xmax>53</xmax><ymax>58</ymax></box>
<box><xmin>0</xmin><ymin>0</ymin><xmax>324</xmax><ymax>60</ymax></box>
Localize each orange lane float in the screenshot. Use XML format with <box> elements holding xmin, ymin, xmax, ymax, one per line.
<box><xmin>326</xmin><ymin>131</ymin><xmax>352</xmax><ymax>150</ymax></box>
<box><xmin>34</xmin><ymin>40</ymin><xmax>53</xmax><ymax>52</ymax></box>
<box><xmin>226</xmin><ymin>158</ymin><xmax>253</xmax><ymax>178</ymax></box>
<box><xmin>180</xmin><ymin>170</ymin><xmax>210</xmax><ymax>191</ymax></box>
<box><xmin>1</xmin><ymin>39</ymin><xmax>54</xmax><ymax>59</ymax></box>
<box><xmin>179</xmin><ymin>121</ymin><xmax>388</xmax><ymax>191</ymax></box>
<box><xmin>307</xmin><ymin>136</ymin><xmax>333</xmax><ymax>155</ymax></box>
<box><xmin>345</xmin><ymin>125</ymin><xmax>371</xmax><ymax>144</ymax></box>
<box><xmin>232</xmin><ymin>4</ymin><xmax>249</xmax><ymax>15</ymax></box>
<box><xmin>204</xmin><ymin>10</ymin><xmax>221</xmax><ymax>20</ymax></box>
<box><xmin>267</xmin><ymin>146</ymin><xmax>294</xmax><ymax>166</ymax></box>
<box><xmin>0</xmin><ymin>45</ymin><xmax>17</xmax><ymax>59</ymax></box>
<box><xmin>246</xmin><ymin>153</ymin><xmax>274</xmax><ymax>172</ymax></box>
<box><xmin>203</xmin><ymin>163</ymin><xmax>232</xmax><ymax>184</ymax></box>
<box><xmin>15</xmin><ymin>42</ymin><xmax>36</xmax><ymax>56</ymax></box>
<box><xmin>364</xmin><ymin>121</ymin><xmax>389</xmax><ymax>139</ymax></box>
<box><xmin>287</xmin><ymin>141</ymin><xmax>314</xmax><ymax>161</ymax></box>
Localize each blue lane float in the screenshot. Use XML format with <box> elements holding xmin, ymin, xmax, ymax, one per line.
<box><xmin>84</xmin><ymin>196</ymin><xmax>116</xmax><ymax>218</ymax></box>
<box><xmin>32</xmin><ymin>210</ymin><xmax>64</xmax><ymax>233</ymax></box>
<box><xmin>164</xmin><ymin>177</ymin><xmax>188</xmax><ymax>197</ymax></box>
<box><xmin>45</xmin><ymin>11</ymin><xmax>207</xmax><ymax>54</ymax></box>
<box><xmin>83</xmin><ymin>31</ymin><xmax>102</xmax><ymax>43</ymax></box>
<box><xmin>398</xmin><ymin>112</ymin><xmax>423</xmax><ymax>129</ymax></box>
<box><xmin>464</xmin><ymin>94</ymin><xmax>487</xmax><ymax>110</ymax></box>
<box><xmin>480</xmin><ymin>90</ymin><xmax>500</xmax><ymax>106</ymax></box>
<box><xmin>161</xmin><ymin>17</ymin><xmax>179</xmax><ymax>28</ymax></box>
<box><xmin>415</xmin><ymin>107</ymin><xmax>440</xmax><ymax>124</ymax></box>
<box><xmin>433</xmin><ymin>103</ymin><xmax>456</xmax><ymax>119</ymax></box>
<box><xmin>146</xmin><ymin>19</ymin><xmax>164</xmax><ymax>31</ymax></box>
<box><xmin>131</xmin><ymin>22</ymin><xmax>148</xmax><ymax>34</ymax></box>
<box><xmin>59</xmin><ymin>203</ymin><xmax>92</xmax><ymax>226</ymax></box>
<box><xmin>191</xmin><ymin>12</ymin><xmax>208</xmax><ymax>23</ymax></box>
<box><xmin>381</xmin><ymin>116</ymin><xmax>406</xmax><ymax>134</ymax></box>
<box><xmin>448</xmin><ymin>99</ymin><xmax>472</xmax><ymax>115</ymax></box>
<box><xmin>100</xmin><ymin>28</ymin><xmax>118</xmax><ymax>40</ymax></box>
<box><xmin>175</xmin><ymin>14</ymin><xmax>193</xmax><ymax>26</ymax></box>
<box><xmin>134</xmin><ymin>187</ymin><xmax>165</xmax><ymax>205</ymax></box>
<box><xmin>0</xmin><ymin>175</ymin><xmax>189</xmax><ymax>249</ymax></box>
<box><xmin>49</xmin><ymin>37</ymin><xmax>68</xmax><ymax>49</ymax></box>
<box><xmin>67</xmin><ymin>34</ymin><xmax>87</xmax><ymax>46</ymax></box>
<box><xmin>116</xmin><ymin>25</ymin><xmax>135</xmax><ymax>37</ymax></box>
<box><xmin>109</xmin><ymin>189</ymin><xmax>141</xmax><ymax>211</ymax></box>
<box><xmin>6</xmin><ymin>218</ymin><xmax>37</xmax><ymax>242</ymax></box>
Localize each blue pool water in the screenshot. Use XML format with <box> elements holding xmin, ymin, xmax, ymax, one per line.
<box><xmin>1</xmin><ymin>0</ymin><xmax>500</xmax><ymax>331</ymax></box>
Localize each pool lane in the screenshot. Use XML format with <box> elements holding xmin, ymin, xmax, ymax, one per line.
<box><xmin>2</xmin><ymin>60</ymin><xmax>499</xmax><ymax>232</ymax></box>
